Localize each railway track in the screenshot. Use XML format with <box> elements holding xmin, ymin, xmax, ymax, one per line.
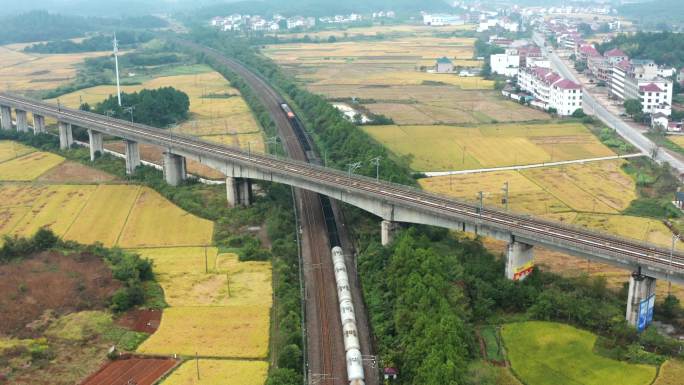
<box><xmin>2</xmin><ymin>90</ymin><xmax>684</xmax><ymax>275</ymax></box>
<box><xmin>184</xmin><ymin>45</ymin><xmax>347</xmax><ymax>383</ymax></box>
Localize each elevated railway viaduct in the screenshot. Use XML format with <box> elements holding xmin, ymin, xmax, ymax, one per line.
<box><xmin>2</xmin><ymin>92</ymin><xmax>683</xmax><ymax>327</ymax></box>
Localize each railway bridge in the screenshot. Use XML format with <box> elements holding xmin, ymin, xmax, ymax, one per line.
<box><xmin>1</xmin><ymin>92</ymin><xmax>682</xmax><ymax>327</ymax></box>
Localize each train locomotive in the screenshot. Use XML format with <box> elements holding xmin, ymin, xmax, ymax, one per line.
<box><xmin>331</xmin><ymin>246</ymin><xmax>365</xmax><ymax>385</ymax></box>
<box><xmin>280</xmin><ymin>103</ymin><xmax>295</xmax><ymax>119</ymax></box>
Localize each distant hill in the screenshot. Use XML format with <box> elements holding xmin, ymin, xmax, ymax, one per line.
<box><xmin>0</xmin><ymin>11</ymin><xmax>167</xmax><ymax>45</ymax></box>
<box><xmin>620</xmin><ymin>0</ymin><xmax>684</xmax><ymax>29</ymax></box>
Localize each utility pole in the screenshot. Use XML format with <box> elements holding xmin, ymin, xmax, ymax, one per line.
<box><xmin>477</xmin><ymin>191</ymin><xmax>484</xmax><ymax>215</ymax></box>
<box><xmin>501</xmin><ymin>181</ymin><xmax>509</xmax><ymax>211</ymax></box>
<box><xmin>370</xmin><ymin>156</ymin><xmax>381</xmax><ymax>181</ymax></box>
<box><xmin>123</xmin><ymin>106</ymin><xmax>135</xmax><ymax>123</ymax></box>
<box><xmin>113</xmin><ymin>34</ymin><xmax>122</xmax><ymax>107</ymax></box>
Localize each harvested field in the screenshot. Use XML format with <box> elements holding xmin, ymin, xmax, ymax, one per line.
<box><xmin>136</xmin><ymin>247</ymin><xmax>272</xmax><ymax>307</ymax></box>
<box><xmin>52</xmin><ymin>69</ymin><xmax>263</xmax><ymax>151</ymax></box>
<box><xmin>0</xmin><ymin>45</ymin><xmax>110</xmax><ymax>93</ymax></box>
<box><xmin>654</xmin><ymin>359</ymin><xmax>684</xmax><ymax>385</ymax></box>
<box><xmin>364</xmin><ymin>122</ymin><xmax>614</xmax><ymax>171</ymax></box>
<box><xmin>270</xmin><ymin>23</ymin><xmax>475</xmax><ymax>40</ymax></box>
<box><xmin>0</xmin><ymin>151</ymin><xmax>64</xmax><ymax>180</ymax></box>
<box><xmin>11</xmin><ymin>185</ymin><xmax>96</xmax><ymax>238</ymax></box>
<box><xmin>161</xmin><ymin>359</ymin><xmax>268</xmax><ymax>385</ymax></box>
<box><xmin>0</xmin><ymin>251</ymin><xmax>120</xmax><ymax>337</ymax></box>
<box><xmin>0</xmin><ymin>184</ymin><xmax>212</xmax><ymax>248</ymax></box>
<box><xmin>117</xmin><ymin>187</ymin><xmax>214</xmax><ymax>248</ymax></box>
<box><xmin>312</xmin><ymin>85</ymin><xmax>547</xmax><ymax>125</ymax></box>
<box><xmin>264</xmin><ymin>37</ymin><xmax>555</xmax><ymax>126</ymax></box>
<box><xmin>37</xmin><ymin>160</ymin><xmax>118</xmax><ymax>183</ymax></box>
<box><xmin>201</xmin><ymin>133</ymin><xmax>267</xmax><ymax>153</ymax></box>
<box><xmin>137</xmin><ymin>305</ymin><xmax>270</xmax><ymax>358</ymax></box>
<box><xmin>421</xmin><ymin>161</ymin><xmax>637</xmax><ymax>215</ymax></box>
<box><xmin>116</xmin><ymin>309</ymin><xmax>162</xmax><ymax>334</ymax></box>
<box><xmin>0</xmin><ymin>140</ymin><xmax>35</xmax><ymax>162</ymax></box>
<box><xmin>81</xmin><ymin>356</ymin><xmax>179</xmax><ymax>385</ymax></box>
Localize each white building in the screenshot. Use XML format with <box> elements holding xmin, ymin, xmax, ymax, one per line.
<box><xmin>423</xmin><ymin>14</ymin><xmax>465</xmax><ymax>26</ymax></box>
<box><xmin>518</xmin><ymin>67</ymin><xmax>583</xmax><ymax>116</ymax></box>
<box><xmin>490</xmin><ymin>50</ymin><xmax>520</xmax><ymax>77</ymax></box>
<box><xmin>611</xmin><ymin>59</ymin><xmax>674</xmax><ymax>116</ymax></box>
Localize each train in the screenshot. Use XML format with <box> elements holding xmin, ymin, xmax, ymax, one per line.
<box><xmin>332</xmin><ymin>246</ymin><xmax>365</xmax><ymax>385</ymax></box>
<box><xmin>280</xmin><ymin>103</ymin><xmax>295</xmax><ymax>119</ymax></box>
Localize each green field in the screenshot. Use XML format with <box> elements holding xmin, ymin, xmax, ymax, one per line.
<box><xmin>502</xmin><ymin>321</ymin><xmax>656</xmax><ymax>385</ymax></box>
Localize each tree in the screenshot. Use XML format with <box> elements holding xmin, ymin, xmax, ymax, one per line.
<box><xmin>624</xmin><ymin>99</ymin><xmax>643</xmax><ymax>118</ymax></box>
<box><xmin>265</xmin><ymin>368</ymin><xmax>300</xmax><ymax>385</ymax></box>
<box><xmin>277</xmin><ymin>344</ymin><xmax>302</xmax><ymax>370</ymax></box>
<box><xmin>572</xmin><ymin>109</ymin><xmax>587</xmax><ymax>118</ymax></box>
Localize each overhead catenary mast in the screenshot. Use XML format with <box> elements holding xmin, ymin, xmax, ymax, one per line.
<box><xmin>113</xmin><ymin>34</ymin><xmax>122</xmax><ymax>107</ymax></box>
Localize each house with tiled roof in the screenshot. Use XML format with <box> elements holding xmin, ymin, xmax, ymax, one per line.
<box><xmin>435</xmin><ymin>57</ymin><xmax>454</xmax><ymax>73</ymax></box>
<box><xmin>517</xmin><ymin>67</ymin><xmax>582</xmax><ymax>116</ymax></box>
<box><xmin>610</xmin><ymin>59</ymin><xmax>674</xmax><ymax>116</ymax></box>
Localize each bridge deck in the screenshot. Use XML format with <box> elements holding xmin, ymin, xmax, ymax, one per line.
<box><xmin>1</xmin><ymin>92</ymin><xmax>683</xmax><ymax>282</ymax></box>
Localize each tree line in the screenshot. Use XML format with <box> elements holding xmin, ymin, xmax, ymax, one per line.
<box><xmin>24</xmin><ymin>31</ymin><xmax>154</xmax><ymax>54</ymax></box>
<box><xmin>598</xmin><ymin>32</ymin><xmax>684</xmax><ymax>70</ymax></box>
<box><xmin>359</xmin><ymin>225</ymin><xmax>684</xmax><ymax>384</ymax></box>
<box><xmin>0</xmin><ymin>10</ymin><xmax>167</xmax><ymax>45</ymax></box>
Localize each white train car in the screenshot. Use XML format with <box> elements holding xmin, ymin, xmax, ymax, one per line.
<box><xmin>331</xmin><ymin>246</ymin><xmax>365</xmax><ymax>385</ymax></box>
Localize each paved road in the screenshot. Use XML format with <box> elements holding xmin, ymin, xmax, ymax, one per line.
<box><xmin>423</xmin><ymin>153</ymin><xmax>644</xmax><ymax>177</ymax></box>
<box><xmin>533</xmin><ymin>33</ymin><xmax>684</xmax><ymax>176</ymax></box>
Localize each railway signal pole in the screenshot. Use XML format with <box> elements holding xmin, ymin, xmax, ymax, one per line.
<box><xmin>347</xmin><ymin>162</ymin><xmax>362</xmax><ymax>182</ymax></box>
<box><xmin>501</xmin><ymin>181</ymin><xmax>509</xmax><ymax>211</ymax></box>
<box><xmin>370</xmin><ymin>156</ymin><xmax>381</xmax><ymax>181</ymax></box>
<box><xmin>477</xmin><ymin>191</ymin><xmax>484</xmax><ymax>215</ymax></box>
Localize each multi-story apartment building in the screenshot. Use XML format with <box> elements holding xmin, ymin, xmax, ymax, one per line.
<box><xmin>518</xmin><ymin>67</ymin><xmax>583</xmax><ymax>116</ymax></box>
<box><xmin>611</xmin><ymin>59</ymin><xmax>673</xmax><ymax>115</ymax></box>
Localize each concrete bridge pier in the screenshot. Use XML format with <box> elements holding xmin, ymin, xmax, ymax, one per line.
<box><xmin>0</xmin><ymin>106</ymin><xmax>11</xmax><ymax>130</ymax></box>
<box><xmin>163</xmin><ymin>152</ymin><xmax>187</xmax><ymax>186</ymax></box>
<box><xmin>124</xmin><ymin>139</ymin><xmax>141</xmax><ymax>175</ymax></box>
<box><xmin>15</xmin><ymin>109</ymin><xmax>28</xmax><ymax>132</ymax></box>
<box><xmin>58</xmin><ymin>122</ymin><xmax>73</xmax><ymax>149</ymax></box>
<box><xmin>226</xmin><ymin>176</ymin><xmax>239</xmax><ymax>207</ymax></box>
<box><xmin>626</xmin><ymin>269</ymin><xmax>657</xmax><ymax>327</ymax></box>
<box><xmin>33</xmin><ymin>114</ymin><xmax>45</xmax><ymax>134</ymax></box>
<box><xmin>88</xmin><ymin>129</ymin><xmax>103</xmax><ymax>161</ymax></box>
<box><xmin>225</xmin><ymin>176</ymin><xmax>252</xmax><ymax>207</ymax></box>
<box><xmin>239</xmin><ymin>178</ymin><xmax>252</xmax><ymax>206</ymax></box>
<box><xmin>381</xmin><ymin>220</ymin><xmax>399</xmax><ymax>246</ymax></box>
<box><xmin>505</xmin><ymin>239</ymin><xmax>535</xmax><ymax>281</ymax></box>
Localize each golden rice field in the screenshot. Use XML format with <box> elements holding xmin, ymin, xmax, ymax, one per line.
<box><xmin>117</xmin><ymin>188</ymin><xmax>213</xmax><ymax>248</ymax></box>
<box><xmin>0</xmin><ymin>183</ymin><xmax>213</xmax><ymax>248</ymax></box>
<box><xmin>134</xmin><ymin>247</ymin><xmax>271</xmax><ymax>361</ymax></box>
<box><xmin>0</xmin><ymin>141</ymin><xmax>35</xmax><ymax>162</ymax></box>
<box><xmin>51</xmin><ymin>70</ymin><xmax>262</xmax><ymax>147</ymax></box>
<box><xmin>0</xmin><ymin>44</ymin><xmax>109</xmax><ymax>92</ymax></box>
<box><xmin>365</xmin><ymin>122</ymin><xmax>614</xmax><ymax>171</ymax></box>
<box><xmin>63</xmin><ymin>185</ymin><xmax>141</xmax><ymax>247</ymax></box>
<box><xmin>270</xmin><ymin>23</ymin><xmax>475</xmax><ymax>40</ymax></box>
<box><xmin>264</xmin><ymin>37</ymin><xmax>476</xmax><ymax>63</ymax></box>
<box><xmin>135</xmin><ymin>247</ymin><xmax>272</xmax><ymax>307</ymax></box>
<box><xmin>421</xmin><ymin>160</ymin><xmax>677</xmax><ymax>248</ymax></box>
<box><xmin>161</xmin><ymin>360</ymin><xmax>269</xmax><ymax>385</ymax></box>
<box><xmin>654</xmin><ymin>360</ymin><xmax>684</xmax><ymax>385</ymax></box>
<box><xmin>667</xmin><ymin>135</ymin><xmax>684</xmax><ymax>149</ymax></box>
<box><xmin>137</xmin><ymin>305</ymin><xmax>270</xmax><ymax>358</ymax></box>
<box><xmin>0</xmin><ymin>151</ymin><xmax>64</xmax><ymax>180</ymax></box>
